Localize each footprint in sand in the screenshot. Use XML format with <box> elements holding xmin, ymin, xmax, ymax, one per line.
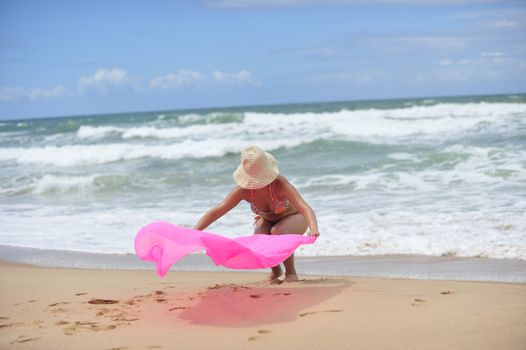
<box><xmin>50</xmin><ymin>307</ymin><xmax>68</xmax><ymax>314</ymax></box>
<box><xmin>63</xmin><ymin>321</ymin><xmax>117</xmax><ymax>335</ymax></box>
<box><xmin>49</xmin><ymin>302</ymin><xmax>70</xmax><ymax>307</ymax></box>
<box><xmin>88</xmin><ymin>299</ymin><xmax>119</xmax><ymax>305</ymax></box>
<box><xmin>131</xmin><ymin>290</ymin><xmax>167</xmax><ymax>305</ymax></box>
<box><xmin>96</xmin><ymin>308</ymin><xmax>113</xmax><ymax>316</ymax></box>
<box><xmin>299</xmin><ymin>309</ymin><xmax>343</xmax><ymax>317</ymax></box>
<box><xmin>440</xmin><ymin>290</ymin><xmax>454</xmax><ymax>295</ymax></box>
<box><xmin>127</xmin><ymin>289</ymin><xmax>174</xmax><ymax>305</ymax></box>
<box><xmin>411</xmin><ymin>298</ymin><xmax>427</xmax><ymax>307</ymax></box>
<box><xmin>111</xmin><ymin>313</ymin><xmax>139</xmax><ymax>322</ymax></box>
<box><xmin>273</xmin><ymin>292</ymin><xmax>291</xmax><ymax>296</ymax></box>
<box><xmin>209</xmin><ymin>283</ymin><xmax>254</xmax><ymax>290</ymax></box>
<box><xmin>48</xmin><ymin>301</ymin><xmax>69</xmax><ymax>314</ymax></box>
<box><xmin>208</xmin><ymin>283</ymin><xmax>233</xmax><ymax>290</ymax></box>
<box><xmin>75</xmin><ymin>292</ymin><xmax>88</xmax><ymax>296</ymax></box>
<box><xmin>169</xmin><ymin>306</ymin><xmax>190</xmax><ymax>311</ymax></box>
<box><xmin>248</xmin><ymin>329</ymin><xmax>272</xmax><ymax>341</ymax></box>
<box><xmin>48</xmin><ymin>302</ymin><xmax>69</xmax><ymax>314</ymax></box>
<box><xmin>0</xmin><ymin>322</ymin><xmax>25</xmax><ymax>329</ymax></box>
<box><xmin>231</xmin><ymin>285</ymin><xmax>252</xmax><ymax>292</ymax></box>
<box><xmin>10</xmin><ymin>336</ymin><xmax>39</xmax><ymax>344</ymax></box>
<box><xmin>249</xmin><ymin>294</ymin><xmax>264</xmax><ymax>299</ymax></box>
<box><xmin>95</xmin><ymin>308</ymin><xmax>139</xmax><ymax>322</ymax></box>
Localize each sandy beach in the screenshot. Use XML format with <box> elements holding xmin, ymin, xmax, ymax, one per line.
<box><xmin>1</xmin><ymin>261</ymin><xmax>525</xmax><ymax>350</ymax></box>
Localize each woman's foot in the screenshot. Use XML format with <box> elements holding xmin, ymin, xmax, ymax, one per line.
<box><xmin>284</xmin><ymin>273</ymin><xmax>299</xmax><ymax>282</ymax></box>
<box><xmin>268</xmin><ymin>267</ymin><xmax>283</xmax><ymax>282</ymax></box>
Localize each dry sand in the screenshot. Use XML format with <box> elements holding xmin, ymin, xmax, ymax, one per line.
<box><xmin>1</xmin><ymin>261</ymin><xmax>525</xmax><ymax>350</ymax></box>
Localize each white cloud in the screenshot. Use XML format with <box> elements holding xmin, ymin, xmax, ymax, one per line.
<box><xmin>150</xmin><ymin>69</ymin><xmax>257</xmax><ymax>89</ymax></box>
<box><xmin>78</xmin><ymin>68</ymin><xmax>130</xmax><ymax>93</ymax></box>
<box><xmin>487</xmin><ymin>20</ymin><xmax>518</xmax><ymax>27</ymax></box>
<box><xmin>389</xmin><ymin>35</ymin><xmax>466</xmax><ymax>50</ymax></box>
<box><xmin>439</xmin><ymin>58</ymin><xmax>471</xmax><ymax>66</ymax></box>
<box><xmin>0</xmin><ymin>86</ymin><xmax>25</xmax><ymax>101</ymax></box>
<box><xmin>29</xmin><ymin>86</ymin><xmax>65</xmax><ymax>99</ymax></box>
<box><xmin>481</xmin><ymin>51</ymin><xmax>505</xmax><ymax>57</ymax></box>
<box><xmin>0</xmin><ymin>85</ymin><xmax>64</xmax><ymax>102</ymax></box>
<box><xmin>212</xmin><ymin>69</ymin><xmax>256</xmax><ymax>84</ymax></box>
<box><xmin>480</xmin><ymin>51</ymin><xmax>511</xmax><ymax>64</ymax></box>
<box><xmin>149</xmin><ymin>70</ymin><xmax>207</xmax><ymax>89</ymax></box>
<box><xmin>2</xmin><ymin>68</ymin><xmax>257</xmax><ymax>102</ymax></box>
<box><xmin>438</xmin><ymin>52</ymin><xmax>514</xmax><ymax>71</ymax></box>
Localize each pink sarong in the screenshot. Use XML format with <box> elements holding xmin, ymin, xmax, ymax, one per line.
<box><xmin>135</xmin><ymin>221</ymin><xmax>317</xmax><ymax>277</ymax></box>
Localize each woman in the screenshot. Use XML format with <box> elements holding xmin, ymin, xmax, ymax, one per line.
<box><xmin>193</xmin><ymin>145</ymin><xmax>320</xmax><ymax>282</ymax></box>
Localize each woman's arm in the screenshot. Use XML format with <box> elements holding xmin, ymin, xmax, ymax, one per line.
<box><xmin>280</xmin><ymin>178</ymin><xmax>320</xmax><ymax>237</ymax></box>
<box><xmin>193</xmin><ymin>187</ymin><xmax>245</xmax><ymax>231</ymax></box>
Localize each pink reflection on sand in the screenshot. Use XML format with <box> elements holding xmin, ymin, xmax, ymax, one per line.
<box><xmin>176</xmin><ymin>280</ymin><xmax>350</xmax><ymax>327</ymax></box>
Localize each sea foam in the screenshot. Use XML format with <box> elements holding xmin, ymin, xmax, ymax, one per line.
<box><xmin>69</xmin><ymin>102</ymin><xmax>526</xmax><ymax>144</ymax></box>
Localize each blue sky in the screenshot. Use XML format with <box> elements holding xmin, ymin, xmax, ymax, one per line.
<box><xmin>0</xmin><ymin>0</ymin><xmax>525</xmax><ymax>120</ymax></box>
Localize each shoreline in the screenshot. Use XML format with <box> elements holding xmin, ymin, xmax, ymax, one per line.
<box><xmin>2</xmin><ymin>244</ymin><xmax>526</xmax><ymax>284</ymax></box>
<box><xmin>1</xmin><ymin>261</ymin><xmax>525</xmax><ymax>349</ymax></box>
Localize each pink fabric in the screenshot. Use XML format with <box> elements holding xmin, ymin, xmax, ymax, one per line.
<box><xmin>135</xmin><ymin>221</ymin><xmax>317</xmax><ymax>277</ymax></box>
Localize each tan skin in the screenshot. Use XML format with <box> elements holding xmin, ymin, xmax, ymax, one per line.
<box><xmin>193</xmin><ymin>175</ymin><xmax>320</xmax><ymax>282</ymax></box>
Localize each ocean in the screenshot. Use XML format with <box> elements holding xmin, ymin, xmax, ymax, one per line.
<box><xmin>1</xmin><ymin>94</ymin><xmax>525</xmax><ymax>264</ymax></box>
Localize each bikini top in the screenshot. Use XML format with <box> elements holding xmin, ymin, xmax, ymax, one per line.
<box><xmin>250</xmin><ymin>183</ymin><xmax>290</xmax><ymax>215</ymax></box>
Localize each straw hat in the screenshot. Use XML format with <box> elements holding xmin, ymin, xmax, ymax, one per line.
<box><xmin>233</xmin><ymin>145</ymin><xmax>279</xmax><ymax>189</ymax></box>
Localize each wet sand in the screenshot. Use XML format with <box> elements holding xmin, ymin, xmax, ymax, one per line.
<box><xmin>2</xmin><ymin>244</ymin><xmax>526</xmax><ymax>283</ymax></box>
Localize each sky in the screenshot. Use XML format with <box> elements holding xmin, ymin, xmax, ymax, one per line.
<box><xmin>0</xmin><ymin>0</ymin><xmax>525</xmax><ymax>120</ymax></box>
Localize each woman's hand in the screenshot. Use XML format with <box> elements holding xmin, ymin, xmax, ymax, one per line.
<box><xmin>308</xmin><ymin>230</ymin><xmax>320</xmax><ymax>237</ymax></box>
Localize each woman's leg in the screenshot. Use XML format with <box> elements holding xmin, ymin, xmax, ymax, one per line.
<box><xmin>253</xmin><ymin>217</ymin><xmax>283</xmax><ymax>281</ymax></box>
<box><xmin>270</xmin><ymin>213</ymin><xmax>308</xmax><ymax>282</ymax></box>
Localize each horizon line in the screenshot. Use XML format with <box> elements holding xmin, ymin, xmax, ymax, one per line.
<box><xmin>2</xmin><ymin>90</ymin><xmax>525</xmax><ymax>122</ymax></box>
